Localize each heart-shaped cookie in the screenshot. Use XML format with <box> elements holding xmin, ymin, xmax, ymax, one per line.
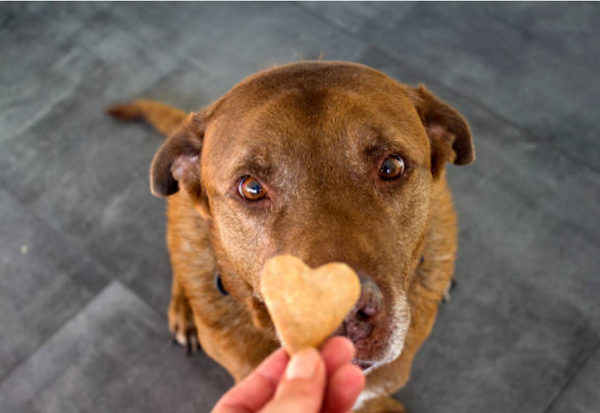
<box><xmin>261</xmin><ymin>254</ymin><xmax>361</xmax><ymax>354</ymax></box>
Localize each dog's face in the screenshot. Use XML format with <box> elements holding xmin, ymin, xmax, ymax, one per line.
<box><xmin>151</xmin><ymin>62</ymin><xmax>474</xmax><ymax>373</ymax></box>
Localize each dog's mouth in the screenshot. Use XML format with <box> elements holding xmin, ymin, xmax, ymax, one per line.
<box><xmin>353</xmin><ymin>359</ymin><xmax>376</xmax><ymax>371</ymax></box>
<box><xmin>337</xmin><ymin>329</ymin><xmax>392</xmax><ymax>373</ymax></box>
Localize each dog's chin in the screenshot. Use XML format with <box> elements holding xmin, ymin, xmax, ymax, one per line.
<box><xmin>353</xmin><ymin>359</ymin><xmax>378</xmax><ymax>373</ymax></box>
<box><xmin>352</xmin><ymin>344</ymin><xmax>403</xmax><ymax>375</ymax></box>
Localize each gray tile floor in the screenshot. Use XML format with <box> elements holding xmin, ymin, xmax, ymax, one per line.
<box><xmin>1</xmin><ymin>3</ymin><xmax>598</xmax><ymax>413</ymax></box>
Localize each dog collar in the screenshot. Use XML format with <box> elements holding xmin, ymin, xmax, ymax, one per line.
<box><xmin>215</xmin><ymin>273</ymin><xmax>229</xmax><ymax>296</ymax></box>
<box><xmin>215</xmin><ymin>257</ymin><xmax>424</xmax><ymax>297</ymax></box>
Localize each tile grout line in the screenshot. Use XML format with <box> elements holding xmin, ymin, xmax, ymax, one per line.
<box><xmin>6</xmin><ymin>74</ymin><xmax>84</xmax><ymax>142</ymax></box>
<box><xmin>1</xmin><ymin>177</ymin><xmax>169</xmax><ymax>319</ymax></box>
<box><xmin>0</xmin><ymin>7</ymin><xmax>103</xmax><ymax>145</ymax></box>
<box><xmin>0</xmin><ymin>279</ymin><xmax>155</xmax><ymax>389</ymax></box>
<box><xmin>541</xmin><ymin>336</ymin><xmax>600</xmax><ymax>413</ymax></box>
<box><xmin>0</xmin><ymin>180</ymin><xmax>108</xmax><ymax>385</ymax></box>
<box><xmin>0</xmin><ymin>180</ymin><xmax>169</xmax><ymax>387</ymax></box>
<box><xmin>293</xmin><ymin>1</ymin><xmax>419</xmax><ymax>46</ymax></box>
<box><xmin>0</xmin><ymin>282</ymin><xmax>111</xmax><ymax>387</ymax></box>
<box><xmin>102</xmin><ymin>7</ymin><xmax>213</xmax><ymax>76</ymax></box>
<box><xmin>294</xmin><ymin>2</ymin><xmax>600</xmax><ymax>177</ymax></box>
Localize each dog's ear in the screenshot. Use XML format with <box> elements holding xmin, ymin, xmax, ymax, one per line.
<box><xmin>150</xmin><ymin>112</ymin><xmax>206</xmax><ymax>198</ymax></box>
<box><xmin>409</xmin><ymin>85</ymin><xmax>475</xmax><ymax>178</ymax></box>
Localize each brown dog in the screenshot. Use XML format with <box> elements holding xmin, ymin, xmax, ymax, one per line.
<box><xmin>107</xmin><ymin>61</ymin><xmax>474</xmax><ymax>412</ymax></box>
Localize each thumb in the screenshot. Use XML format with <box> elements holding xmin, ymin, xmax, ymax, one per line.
<box><xmin>260</xmin><ymin>348</ymin><xmax>326</xmax><ymax>413</ymax></box>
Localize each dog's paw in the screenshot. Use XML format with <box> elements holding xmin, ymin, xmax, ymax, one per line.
<box><xmin>168</xmin><ymin>294</ymin><xmax>200</xmax><ymax>355</ymax></box>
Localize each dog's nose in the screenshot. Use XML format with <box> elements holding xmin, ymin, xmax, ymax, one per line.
<box><xmin>342</xmin><ymin>275</ymin><xmax>384</xmax><ymax>342</ymax></box>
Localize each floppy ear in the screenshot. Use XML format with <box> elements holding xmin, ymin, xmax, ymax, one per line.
<box><xmin>409</xmin><ymin>85</ymin><xmax>475</xmax><ymax>178</ymax></box>
<box><xmin>150</xmin><ymin>112</ymin><xmax>206</xmax><ymax>198</ymax></box>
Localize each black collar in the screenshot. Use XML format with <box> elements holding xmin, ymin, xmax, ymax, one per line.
<box><xmin>215</xmin><ymin>273</ymin><xmax>229</xmax><ymax>296</ymax></box>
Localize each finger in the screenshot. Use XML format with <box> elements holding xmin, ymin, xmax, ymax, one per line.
<box><xmin>321</xmin><ymin>363</ymin><xmax>365</xmax><ymax>413</ymax></box>
<box><xmin>213</xmin><ymin>348</ymin><xmax>289</xmax><ymax>413</ymax></box>
<box><xmin>320</xmin><ymin>337</ymin><xmax>355</xmax><ymax>377</ymax></box>
<box><xmin>261</xmin><ymin>348</ymin><xmax>327</xmax><ymax>413</ymax></box>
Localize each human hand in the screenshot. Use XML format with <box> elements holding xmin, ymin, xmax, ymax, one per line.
<box><xmin>210</xmin><ymin>337</ymin><xmax>365</xmax><ymax>413</ymax></box>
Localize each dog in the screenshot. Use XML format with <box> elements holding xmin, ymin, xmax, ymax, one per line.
<box><xmin>107</xmin><ymin>61</ymin><xmax>474</xmax><ymax>412</ymax></box>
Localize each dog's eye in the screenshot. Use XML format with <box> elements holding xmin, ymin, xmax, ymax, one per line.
<box><xmin>238</xmin><ymin>176</ymin><xmax>267</xmax><ymax>201</ymax></box>
<box><xmin>379</xmin><ymin>155</ymin><xmax>405</xmax><ymax>180</ymax></box>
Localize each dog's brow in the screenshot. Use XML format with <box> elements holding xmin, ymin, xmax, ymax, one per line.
<box><xmin>232</xmin><ymin>151</ymin><xmax>274</xmax><ymax>179</ymax></box>
<box><xmin>362</xmin><ymin>135</ymin><xmax>399</xmax><ymax>160</ymax></box>
<box><xmin>363</xmin><ymin>143</ymin><xmax>387</xmax><ymax>160</ymax></box>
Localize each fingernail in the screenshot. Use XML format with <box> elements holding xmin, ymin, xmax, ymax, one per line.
<box><xmin>285</xmin><ymin>348</ymin><xmax>319</xmax><ymax>380</ymax></box>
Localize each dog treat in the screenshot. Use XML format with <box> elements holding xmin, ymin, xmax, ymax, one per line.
<box><xmin>261</xmin><ymin>254</ymin><xmax>361</xmax><ymax>354</ymax></box>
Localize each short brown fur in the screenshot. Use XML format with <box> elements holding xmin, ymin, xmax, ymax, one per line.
<box><xmin>108</xmin><ymin>61</ymin><xmax>474</xmax><ymax>412</ymax></box>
